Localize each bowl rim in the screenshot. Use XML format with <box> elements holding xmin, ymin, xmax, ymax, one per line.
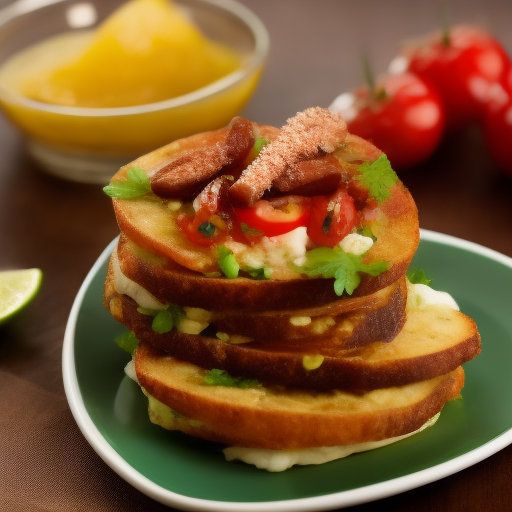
<box><xmin>0</xmin><ymin>0</ymin><xmax>269</xmax><ymax>117</ymax></box>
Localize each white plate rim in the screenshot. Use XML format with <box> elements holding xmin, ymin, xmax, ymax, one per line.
<box><xmin>62</xmin><ymin>229</ymin><xmax>512</xmax><ymax>512</ymax></box>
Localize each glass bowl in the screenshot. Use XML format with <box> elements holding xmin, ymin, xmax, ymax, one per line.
<box><xmin>0</xmin><ymin>0</ymin><xmax>269</xmax><ymax>183</ymax></box>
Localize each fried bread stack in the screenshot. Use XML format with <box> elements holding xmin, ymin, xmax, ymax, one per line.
<box><xmin>103</xmin><ymin>107</ymin><xmax>481</xmax><ymax>470</ymax></box>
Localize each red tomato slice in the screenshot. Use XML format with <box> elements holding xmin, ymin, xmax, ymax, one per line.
<box><xmin>307</xmin><ymin>189</ymin><xmax>358</xmax><ymax>247</ymax></box>
<box><xmin>234</xmin><ymin>197</ymin><xmax>311</xmax><ymax>237</ymax></box>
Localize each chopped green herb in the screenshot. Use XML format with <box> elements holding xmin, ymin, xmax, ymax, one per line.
<box><xmin>253</xmin><ymin>136</ymin><xmax>270</xmax><ymax>156</ymax></box>
<box><xmin>242</xmin><ymin>265</ymin><xmax>271</xmax><ymax>280</ymax></box>
<box><xmin>152</xmin><ymin>309</ymin><xmax>174</xmax><ymax>333</ymax></box>
<box><xmin>140</xmin><ymin>304</ymin><xmax>185</xmax><ymax>334</ymax></box>
<box><xmin>218</xmin><ymin>245</ymin><xmax>240</xmax><ymax>279</ymax></box>
<box><xmin>198</xmin><ymin>222</ymin><xmax>216</xmax><ymax>238</ymax></box>
<box><xmin>407</xmin><ymin>268</ymin><xmax>432</xmax><ymax>286</ymax></box>
<box><xmin>115</xmin><ymin>331</ymin><xmax>139</xmax><ymax>355</ymax></box>
<box><xmin>103</xmin><ymin>166</ymin><xmax>152</xmax><ymax>199</ymax></box>
<box><xmin>204</xmin><ymin>369</ymin><xmax>261</xmax><ymax>389</ymax></box>
<box><xmin>355</xmin><ymin>154</ymin><xmax>398</xmax><ymax>203</ymax></box>
<box><xmin>298</xmin><ymin>246</ymin><xmax>388</xmax><ymax>296</ymax></box>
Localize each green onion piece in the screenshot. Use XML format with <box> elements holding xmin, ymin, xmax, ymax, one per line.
<box><xmin>152</xmin><ymin>309</ymin><xmax>174</xmax><ymax>333</ymax></box>
<box><xmin>242</xmin><ymin>266</ymin><xmax>271</xmax><ymax>280</ymax></box>
<box><xmin>204</xmin><ymin>369</ymin><xmax>261</xmax><ymax>388</ymax></box>
<box><xmin>198</xmin><ymin>222</ymin><xmax>216</xmax><ymax>238</ymax></box>
<box><xmin>115</xmin><ymin>331</ymin><xmax>139</xmax><ymax>355</ymax></box>
<box><xmin>253</xmin><ymin>136</ymin><xmax>270</xmax><ymax>157</ymax></box>
<box><xmin>218</xmin><ymin>246</ymin><xmax>240</xmax><ymax>279</ymax></box>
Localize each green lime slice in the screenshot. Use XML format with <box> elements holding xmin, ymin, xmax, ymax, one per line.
<box><xmin>0</xmin><ymin>268</ymin><xmax>42</xmax><ymax>325</ymax></box>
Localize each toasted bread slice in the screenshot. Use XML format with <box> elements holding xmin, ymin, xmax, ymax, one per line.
<box><xmin>116</xmin><ymin>233</ymin><xmax>412</xmax><ymax>311</ymax></box>
<box><xmin>208</xmin><ymin>277</ymin><xmax>406</xmax><ymax>345</ymax></box>
<box><xmin>108</xmin><ymin>269</ymin><xmax>480</xmax><ymax>391</ymax></box>
<box><xmin>135</xmin><ymin>341</ymin><xmax>465</xmax><ymax>449</ymax></box>
<box><xmin>111</xmin><ymin>130</ymin><xmax>419</xmax><ymax>290</ymax></box>
<box><xmin>105</xmin><ymin>258</ymin><xmax>407</xmax><ymax>351</ymax></box>
<box><xmin>111</xmin><ymin>123</ymin><xmax>279</xmax><ymax>273</ymax></box>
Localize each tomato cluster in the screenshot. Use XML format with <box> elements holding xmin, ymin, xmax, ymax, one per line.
<box><xmin>179</xmin><ymin>187</ymin><xmax>373</xmax><ymax>249</ymax></box>
<box><xmin>331</xmin><ymin>24</ymin><xmax>512</xmax><ymax>175</ymax></box>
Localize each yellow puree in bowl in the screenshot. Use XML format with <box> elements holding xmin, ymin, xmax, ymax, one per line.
<box><xmin>19</xmin><ymin>0</ymin><xmax>241</xmax><ymax>108</ymax></box>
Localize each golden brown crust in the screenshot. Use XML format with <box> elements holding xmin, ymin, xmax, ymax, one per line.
<box><xmin>114</xmin><ymin>183</ymin><xmax>418</xmax><ymax>307</ymax></box>
<box><xmin>105</xmin><ymin>261</ymin><xmax>407</xmax><ymax>345</ymax></box>
<box><xmin>115</xmin><ymin>234</ymin><xmax>409</xmax><ymax>313</ymax></box>
<box><xmin>135</xmin><ymin>341</ymin><xmax>465</xmax><ymax>449</ymax></box>
<box><xmin>110</xmin><ymin>272</ymin><xmax>480</xmax><ymax>391</ymax></box>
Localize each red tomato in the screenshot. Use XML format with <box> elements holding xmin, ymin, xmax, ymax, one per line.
<box><xmin>177</xmin><ymin>176</ymin><xmax>233</xmax><ymax>247</ymax></box>
<box><xmin>331</xmin><ymin>72</ymin><xmax>444</xmax><ymax>170</ymax></box>
<box><xmin>482</xmin><ymin>75</ymin><xmax>512</xmax><ymax>175</ymax></box>
<box><xmin>234</xmin><ymin>196</ymin><xmax>311</xmax><ymax>238</ymax></box>
<box><xmin>307</xmin><ymin>189</ymin><xmax>358</xmax><ymax>248</ymax></box>
<box><xmin>399</xmin><ymin>25</ymin><xmax>512</xmax><ymax>131</ymax></box>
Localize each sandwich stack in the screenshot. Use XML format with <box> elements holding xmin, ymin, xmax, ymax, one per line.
<box><xmin>103</xmin><ymin>107</ymin><xmax>481</xmax><ymax>471</ymax></box>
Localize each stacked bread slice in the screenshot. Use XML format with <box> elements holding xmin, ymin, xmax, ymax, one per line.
<box><xmin>103</xmin><ymin>108</ymin><xmax>481</xmax><ymax>471</ymax></box>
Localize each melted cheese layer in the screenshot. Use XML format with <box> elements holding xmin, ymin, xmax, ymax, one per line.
<box><xmin>223</xmin><ymin>414</ymin><xmax>439</xmax><ymax>472</ymax></box>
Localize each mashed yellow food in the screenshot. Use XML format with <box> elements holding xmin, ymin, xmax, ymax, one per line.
<box><xmin>21</xmin><ymin>0</ymin><xmax>241</xmax><ymax>108</ymax></box>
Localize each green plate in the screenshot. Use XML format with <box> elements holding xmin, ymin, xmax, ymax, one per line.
<box><xmin>62</xmin><ymin>230</ymin><xmax>512</xmax><ymax>511</ymax></box>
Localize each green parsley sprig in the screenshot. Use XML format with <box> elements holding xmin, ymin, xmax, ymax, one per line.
<box><xmin>355</xmin><ymin>154</ymin><xmax>398</xmax><ymax>203</ymax></box>
<box><xmin>407</xmin><ymin>268</ymin><xmax>432</xmax><ymax>286</ymax></box>
<box><xmin>204</xmin><ymin>369</ymin><xmax>261</xmax><ymax>389</ymax></box>
<box><xmin>297</xmin><ymin>246</ymin><xmax>388</xmax><ymax>296</ymax></box>
<box><xmin>103</xmin><ymin>166</ymin><xmax>151</xmax><ymax>199</ymax></box>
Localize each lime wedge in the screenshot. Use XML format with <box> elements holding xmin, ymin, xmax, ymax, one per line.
<box><xmin>0</xmin><ymin>268</ymin><xmax>42</xmax><ymax>325</ymax></box>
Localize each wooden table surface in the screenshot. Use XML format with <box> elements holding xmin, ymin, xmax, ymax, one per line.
<box><xmin>1</xmin><ymin>0</ymin><xmax>512</xmax><ymax>511</ymax></box>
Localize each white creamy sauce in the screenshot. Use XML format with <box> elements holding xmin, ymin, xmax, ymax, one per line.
<box><xmin>111</xmin><ymin>250</ymin><xmax>165</xmax><ymax>310</ymax></box>
<box><xmin>223</xmin><ymin>414</ymin><xmax>440</xmax><ymax>472</ymax></box>
<box><xmin>407</xmin><ymin>281</ymin><xmax>459</xmax><ymax>311</ymax></box>
<box><xmin>124</xmin><ymin>359</ymin><xmax>137</xmax><ymax>382</ymax></box>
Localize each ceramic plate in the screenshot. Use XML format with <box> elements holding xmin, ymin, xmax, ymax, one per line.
<box><xmin>62</xmin><ymin>229</ymin><xmax>512</xmax><ymax>511</ymax></box>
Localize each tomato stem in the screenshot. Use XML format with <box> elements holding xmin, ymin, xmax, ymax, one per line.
<box><xmin>362</xmin><ymin>54</ymin><xmax>376</xmax><ymax>99</ymax></box>
<box><xmin>362</xmin><ymin>54</ymin><xmax>387</xmax><ymax>102</ymax></box>
<box><xmin>441</xmin><ymin>4</ymin><xmax>451</xmax><ymax>47</ymax></box>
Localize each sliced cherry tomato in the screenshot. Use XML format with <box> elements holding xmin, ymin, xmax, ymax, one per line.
<box><xmin>234</xmin><ymin>196</ymin><xmax>310</xmax><ymax>238</ymax></box>
<box><xmin>307</xmin><ymin>189</ymin><xmax>358</xmax><ymax>248</ymax></box>
<box><xmin>397</xmin><ymin>24</ymin><xmax>512</xmax><ymax>131</ymax></box>
<box><xmin>177</xmin><ymin>176</ymin><xmax>234</xmax><ymax>247</ymax></box>
<box><xmin>331</xmin><ymin>72</ymin><xmax>444</xmax><ymax>170</ymax></box>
